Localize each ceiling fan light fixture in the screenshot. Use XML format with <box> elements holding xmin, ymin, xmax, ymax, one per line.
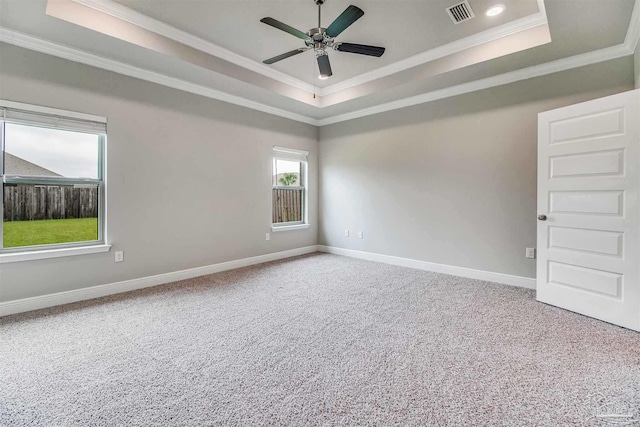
<box><xmin>485</xmin><ymin>4</ymin><xmax>505</xmax><ymax>17</ymax></box>
<box><xmin>316</xmin><ymin>51</ymin><xmax>333</xmax><ymax>79</ymax></box>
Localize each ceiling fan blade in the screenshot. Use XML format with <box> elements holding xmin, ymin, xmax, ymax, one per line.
<box><xmin>336</xmin><ymin>43</ymin><xmax>385</xmax><ymax>57</ymax></box>
<box><xmin>260</xmin><ymin>17</ymin><xmax>309</xmax><ymax>40</ymax></box>
<box><xmin>317</xmin><ymin>54</ymin><xmax>333</xmax><ymax>78</ymax></box>
<box><xmin>263</xmin><ymin>48</ymin><xmax>308</xmax><ymax>64</ymax></box>
<box><xmin>325</xmin><ymin>5</ymin><xmax>364</xmax><ymax>38</ymax></box>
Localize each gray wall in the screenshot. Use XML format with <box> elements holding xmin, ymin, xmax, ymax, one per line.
<box><xmin>0</xmin><ymin>44</ymin><xmax>635</xmax><ymax>304</ymax></box>
<box><xmin>319</xmin><ymin>58</ymin><xmax>634</xmax><ymax>279</ymax></box>
<box><xmin>0</xmin><ymin>44</ymin><xmax>318</xmax><ymax>302</ymax></box>
<box><xmin>634</xmin><ymin>43</ymin><xmax>640</xmax><ymax>89</ymax></box>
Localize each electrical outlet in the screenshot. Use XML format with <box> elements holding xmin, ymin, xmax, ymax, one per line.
<box><xmin>357</xmin><ymin>231</ymin><xmax>363</xmax><ymax>239</ymax></box>
<box><xmin>115</xmin><ymin>250</ymin><xmax>124</xmax><ymax>263</ymax></box>
<box><xmin>525</xmin><ymin>248</ymin><xmax>536</xmax><ymax>259</ymax></box>
<box><xmin>344</xmin><ymin>229</ymin><xmax>349</xmax><ymax>237</ymax></box>
<box><xmin>265</xmin><ymin>233</ymin><xmax>270</xmax><ymax>241</ymax></box>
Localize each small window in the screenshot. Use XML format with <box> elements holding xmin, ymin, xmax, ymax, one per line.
<box><xmin>272</xmin><ymin>146</ymin><xmax>308</xmax><ymax>228</ymax></box>
<box><xmin>1</xmin><ymin>102</ymin><xmax>107</xmax><ymax>252</ymax></box>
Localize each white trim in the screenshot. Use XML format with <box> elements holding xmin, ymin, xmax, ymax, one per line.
<box><xmin>0</xmin><ymin>28</ymin><xmax>320</xmax><ymax>126</ymax></box>
<box><xmin>317</xmin><ymin>245</ymin><xmax>536</xmax><ymax>290</ymax></box>
<box><xmin>0</xmin><ymin>99</ymin><xmax>106</xmax><ymax>123</ymax></box>
<box><xmin>0</xmin><ymin>23</ymin><xmax>633</xmax><ymax>128</ymax></box>
<box><xmin>0</xmin><ymin>244</ymin><xmax>536</xmax><ymax>317</ymax></box>
<box><xmin>271</xmin><ymin>224</ymin><xmax>310</xmax><ymax>232</ymax></box>
<box><xmin>1</xmin><ymin>0</ymin><xmax>637</xmax><ymax>127</ymax></box>
<box><xmin>72</xmin><ymin>0</ymin><xmax>317</xmax><ymax>96</ymax></box>
<box><xmin>0</xmin><ymin>245</ymin><xmax>317</xmax><ymax>316</ymax></box>
<box><xmin>319</xmin><ymin>0</ymin><xmax>548</xmax><ymax>96</ymax></box>
<box><xmin>71</xmin><ymin>0</ymin><xmax>549</xmax><ymax>98</ymax></box>
<box><xmin>317</xmin><ymin>43</ymin><xmax>632</xmax><ymax>126</ymax></box>
<box><xmin>0</xmin><ymin>244</ymin><xmax>111</xmax><ymax>264</ymax></box>
<box><xmin>273</xmin><ymin>146</ymin><xmax>309</xmax><ymax>156</ymax></box>
<box><xmin>273</xmin><ymin>145</ymin><xmax>309</xmax><ymax>163</ymax></box>
<box><xmin>624</xmin><ymin>0</ymin><xmax>640</xmax><ymax>52</ymax></box>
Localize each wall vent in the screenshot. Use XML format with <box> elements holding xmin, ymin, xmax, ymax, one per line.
<box><xmin>446</xmin><ymin>1</ymin><xmax>475</xmax><ymax>24</ymax></box>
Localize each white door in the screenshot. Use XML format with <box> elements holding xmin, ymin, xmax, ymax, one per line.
<box><xmin>537</xmin><ymin>89</ymin><xmax>640</xmax><ymax>331</ymax></box>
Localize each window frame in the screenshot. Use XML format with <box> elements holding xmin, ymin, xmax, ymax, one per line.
<box><xmin>0</xmin><ymin>100</ymin><xmax>109</xmax><ymax>259</ymax></box>
<box><xmin>271</xmin><ymin>146</ymin><xmax>309</xmax><ymax>231</ymax></box>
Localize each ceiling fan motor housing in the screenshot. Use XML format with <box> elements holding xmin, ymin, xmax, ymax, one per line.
<box><xmin>307</xmin><ymin>27</ymin><xmax>325</xmax><ymax>40</ymax></box>
<box><xmin>307</xmin><ymin>27</ymin><xmax>329</xmax><ymax>50</ymax></box>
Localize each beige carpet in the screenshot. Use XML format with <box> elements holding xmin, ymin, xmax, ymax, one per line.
<box><xmin>1</xmin><ymin>253</ymin><xmax>639</xmax><ymax>426</ymax></box>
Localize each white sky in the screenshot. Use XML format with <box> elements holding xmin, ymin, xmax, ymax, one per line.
<box><xmin>5</xmin><ymin>123</ymin><xmax>300</xmax><ymax>182</ymax></box>
<box><xmin>5</xmin><ymin>123</ymin><xmax>99</xmax><ymax>179</ymax></box>
<box><xmin>275</xmin><ymin>159</ymin><xmax>300</xmax><ymax>174</ymax></box>
<box><xmin>273</xmin><ymin>159</ymin><xmax>301</xmax><ymax>186</ymax></box>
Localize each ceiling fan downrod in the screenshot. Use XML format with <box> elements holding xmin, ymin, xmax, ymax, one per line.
<box><xmin>316</xmin><ymin>0</ymin><xmax>323</xmax><ymax>28</ymax></box>
<box><xmin>310</xmin><ymin>0</ymin><xmax>327</xmax><ymax>53</ymax></box>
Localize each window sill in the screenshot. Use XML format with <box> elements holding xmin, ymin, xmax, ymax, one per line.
<box><xmin>0</xmin><ymin>244</ymin><xmax>112</xmax><ymax>264</ymax></box>
<box><xmin>271</xmin><ymin>224</ymin><xmax>310</xmax><ymax>232</ymax></box>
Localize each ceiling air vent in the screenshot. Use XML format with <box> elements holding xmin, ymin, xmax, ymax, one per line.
<box><xmin>446</xmin><ymin>0</ymin><xmax>475</xmax><ymax>24</ymax></box>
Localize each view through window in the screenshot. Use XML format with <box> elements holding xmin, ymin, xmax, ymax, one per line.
<box><xmin>1</xmin><ymin>109</ymin><xmax>106</xmax><ymax>251</ymax></box>
<box><xmin>272</xmin><ymin>147</ymin><xmax>307</xmax><ymax>227</ymax></box>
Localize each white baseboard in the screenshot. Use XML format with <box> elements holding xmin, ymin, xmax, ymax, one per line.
<box><xmin>317</xmin><ymin>245</ymin><xmax>536</xmax><ymax>290</ymax></box>
<box><xmin>0</xmin><ymin>246</ymin><xmax>318</xmax><ymax>317</ymax></box>
<box><xmin>1</xmin><ymin>244</ymin><xmax>536</xmax><ymax>317</ymax></box>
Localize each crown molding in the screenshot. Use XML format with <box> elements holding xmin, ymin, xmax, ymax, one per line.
<box><xmin>318</xmin><ymin>0</ymin><xmax>549</xmax><ymax>96</ymax></box>
<box><xmin>1</xmin><ymin>0</ymin><xmax>637</xmax><ymax>128</ymax></box>
<box><xmin>0</xmin><ymin>27</ymin><xmax>320</xmax><ymax>126</ymax></box>
<box><xmin>0</xmin><ymin>24</ymin><xmax>633</xmax><ymax>128</ymax></box>
<box><xmin>317</xmin><ymin>43</ymin><xmax>632</xmax><ymax>126</ymax></box>
<box><xmin>72</xmin><ymin>0</ymin><xmax>317</xmax><ymax>96</ymax></box>
<box><xmin>72</xmin><ymin>0</ymin><xmax>549</xmax><ymax>99</ymax></box>
<box><xmin>625</xmin><ymin>0</ymin><xmax>640</xmax><ymax>52</ymax></box>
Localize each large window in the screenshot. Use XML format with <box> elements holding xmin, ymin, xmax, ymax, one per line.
<box><xmin>1</xmin><ymin>102</ymin><xmax>107</xmax><ymax>254</ymax></box>
<box><xmin>272</xmin><ymin>146</ymin><xmax>308</xmax><ymax>229</ymax></box>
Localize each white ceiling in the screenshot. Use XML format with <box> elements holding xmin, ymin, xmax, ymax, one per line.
<box><xmin>0</xmin><ymin>0</ymin><xmax>638</xmax><ymax>125</ymax></box>
<box><xmin>112</xmin><ymin>0</ymin><xmax>540</xmax><ymax>85</ymax></box>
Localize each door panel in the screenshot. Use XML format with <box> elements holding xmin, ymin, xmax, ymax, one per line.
<box><xmin>548</xmin><ymin>191</ymin><xmax>624</xmax><ymax>216</ymax></box>
<box><xmin>549</xmin><ymin>108</ymin><xmax>624</xmax><ymax>144</ymax></box>
<box><xmin>549</xmin><ymin>149</ymin><xmax>624</xmax><ymax>178</ymax></box>
<box><xmin>548</xmin><ymin>261</ymin><xmax>622</xmax><ymax>299</ymax></box>
<box><xmin>537</xmin><ymin>89</ymin><xmax>640</xmax><ymax>331</ymax></box>
<box><xmin>548</xmin><ymin>226</ymin><xmax>623</xmax><ymax>257</ymax></box>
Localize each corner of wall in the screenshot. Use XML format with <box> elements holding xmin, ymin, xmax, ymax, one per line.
<box><xmin>635</xmin><ymin>41</ymin><xmax>640</xmax><ymax>88</ymax></box>
<box><xmin>316</xmin><ymin>58</ymin><xmax>634</xmax><ymax>280</ymax></box>
<box><xmin>315</xmin><ymin>125</ymin><xmax>321</xmax><ymax>247</ymax></box>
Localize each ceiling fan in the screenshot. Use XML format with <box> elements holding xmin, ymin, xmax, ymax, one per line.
<box><xmin>260</xmin><ymin>0</ymin><xmax>385</xmax><ymax>79</ymax></box>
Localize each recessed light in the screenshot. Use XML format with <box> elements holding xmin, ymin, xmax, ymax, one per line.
<box><xmin>485</xmin><ymin>4</ymin><xmax>505</xmax><ymax>16</ymax></box>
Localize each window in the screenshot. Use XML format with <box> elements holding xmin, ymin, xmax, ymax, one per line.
<box><xmin>272</xmin><ymin>146</ymin><xmax>308</xmax><ymax>230</ymax></box>
<box><xmin>1</xmin><ymin>101</ymin><xmax>107</xmax><ymax>255</ymax></box>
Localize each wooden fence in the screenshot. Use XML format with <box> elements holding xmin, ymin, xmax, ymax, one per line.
<box><xmin>6</xmin><ymin>185</ymin><xmax>297</xmax><ymax>223</ymax></box>
<box><xmin>3</xmin><ymin>184</ymin><xmax>99</xmax><ymax>222</ymax></box>
<box><xmin>272</xmin><ymin>188</ymin><xmax>303</xmax><ymax>223</ymax></box>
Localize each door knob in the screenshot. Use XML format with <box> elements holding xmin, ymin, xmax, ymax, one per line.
<box><xmin>538</xmin><ymin>214</ymin><xmax>547</xmax><ymax>221</ymax></box>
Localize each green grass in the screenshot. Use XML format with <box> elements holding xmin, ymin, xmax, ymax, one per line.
<box><xmin>3</xmin><ymin>218</ymin><xmax>98</xmax><ymax>248</ymax></box>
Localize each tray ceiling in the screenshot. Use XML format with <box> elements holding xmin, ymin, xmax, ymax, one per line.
<box><xmin>112</xmin><ymin>0</ymin><xmax>540</xmax><ymax>85</ymax></box>
<box><xmin>0</xmin><ymin>0</ymin><xmax>637</xmax><ymax>125</ymax></box>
